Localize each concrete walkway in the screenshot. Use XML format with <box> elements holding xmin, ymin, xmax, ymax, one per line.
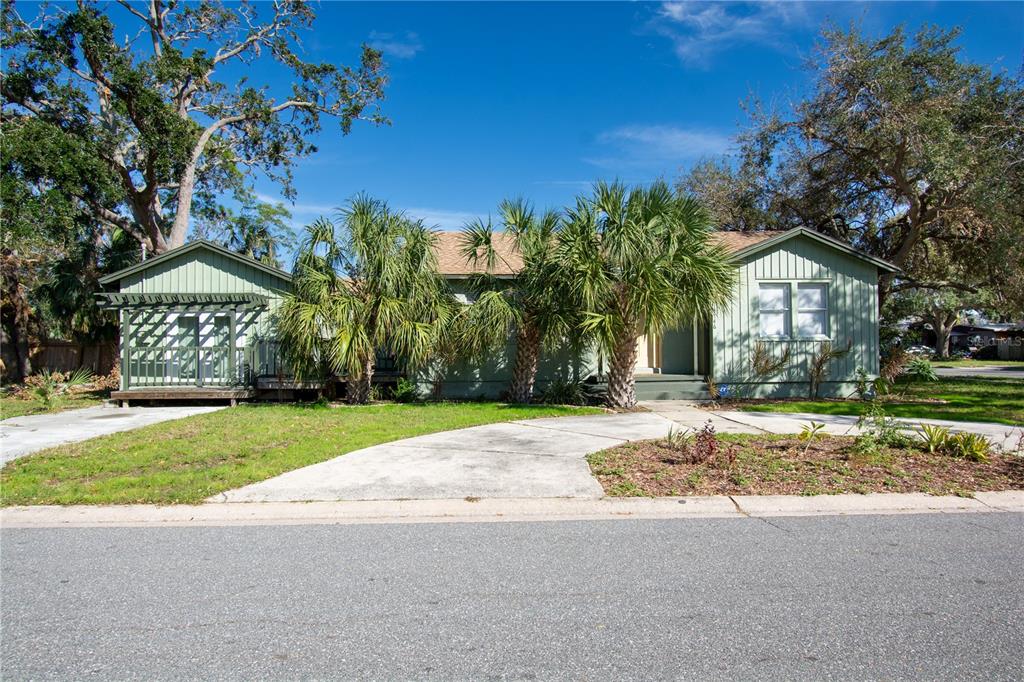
<box><xmin>640</xmin><ymin>400</ymin><xmax>1024</xmax><ymax>452</ymax></box>
<box><xmin>0</xmin><ymin>405</ymin><xmax>225</xmax><ymax>465</ymax></box>
<box><xmin>216</xmin><ymin>412</ymin><xmax>676</xmax><ymax>502</ymax></box>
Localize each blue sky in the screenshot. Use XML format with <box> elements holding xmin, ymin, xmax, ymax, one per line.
<box><xmin>242</xmin><ymin>2</ymin><xmax>1020</xmax><ymax>229</ymax></box>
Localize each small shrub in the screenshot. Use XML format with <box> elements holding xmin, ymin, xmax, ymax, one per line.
<box><xmin>880</xmin><ymin>347</ymin><xmax>909</xmax><ymax>384</ymax></box>
<box><xmin>852</xmin><ymin>367</ymin><xmax>873</xmax><ymax>400</ymax></box>
<box><xmin>662</xmin><ymin>425</ymin><xmax>692</xmax><ymax>450</ymax></box>
<box><xmin>971</xmin><ymin>345</ymin><xmax>998</xmax><ymax>360</ymax></box>
<box><xmin>658</xmin><ymin>420</ymin><xmax>728</xmax><ymax>467</ymax></box>
<box><xmin>808</xmin><ymin>340</ymin><xmax>851</xmax><ymax>399</ymax></box>
<box><xmin>751</xmin><ymin>341</ymin><xmax>790</xmax><ymax>378</ymax></box>
<box><xmin>21</xmin><ymin>368</ymin><xmax>94</xmax><ymax>408</ymax></box>
<box><xmin>703</xmin><ymin>375</ymin><xmax>720</xmax><ymax>402</ymax></box>
<box><xmin>391</xmin><ymin>377</ymin><xmax>421</xmax><ymax>403</ymax></box>
<box><xmin>93</xmin><ymin>362</ymin><xmax>121</xmax><ymax>391</ymax></box>
<box><xmin>693</xmin><ymin>419</ymin><xmax>719</xmax><ymax>463</ymax></box>
<box><xmin>904</xmin><ymin>357</ymin><xmax>938</xmax><ymax>384</ymax></box>
<box><xmin>918</xmin><ymin>423</ymin><xmax>952</xmax><ymax>454</ymax></box>
<box><xmin>538</xmin><ymin>377</ymin><xmax>594</xmax><ymax>406</ymax></box>
<box><xmin>947</xmin><ymin>432</ymin><xmax>990</xmax><ymax>462</ymax></box>
<box><xmin>857</xmin><ymin>400</ymin><xmax>913</xmax><ymax>448</ymax></box>
<box><xmin>798</xmin><ymin>421</ymin><xmax>827</xmax><ymax>454</ymax></box>
<box><xmin>850</xmin><ymin>433</ymin><xmax>881</xmax><ymax>459</ymax></box>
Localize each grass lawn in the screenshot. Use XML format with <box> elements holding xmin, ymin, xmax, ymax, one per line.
<box><xmin>588</xmin><ymin>434</ymin><xmax>1024</xmax><ymax>497</ymax></box>
<box><xmin>0</xmin><ymin>402</ymin><xmax>599</xmax><ymax>506</ymax></box>
<box><xmin>734</xmin><ymin>376</ymin><xmax>1024</xmax><ymax>426</ymax></box>
<box><xmin>0</xmin><ymin>391</ymin><xmax>107</xmax><ymax>420</ymax></box>
<box><xmin>931</xmin><ymin>359</ymin><xmax>1024</xmax><ymax>368</ymax></box>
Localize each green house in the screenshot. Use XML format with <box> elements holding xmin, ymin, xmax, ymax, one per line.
<box><xmin>98</xmin><ymin>240</ymin><xmax>292</xmax><ymax>405</ymax></box>
<box><xmin>427</xmin><ymin>227</ymin><xmax>898</xmax><ymax>400</ymax></box>
<box><xmin>100</xmin><ymin>227</ymin><xmax>896</xmax><ymax>404</ymax></box>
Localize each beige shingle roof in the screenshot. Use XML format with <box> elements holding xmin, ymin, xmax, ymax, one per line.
<box><xmin>432</xmin><ymin>230</ymin><xmax>785</xmax><ymax>276</ymax></box>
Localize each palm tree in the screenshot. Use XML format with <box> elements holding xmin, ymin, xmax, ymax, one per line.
<box><xmin>559</xmin><ymin>181</ymin><xmax>735</xmax><ymax>409</ymax></box>
<box><xmin>458</xmin><ymin>198</ymin><xmax>578</xmax><ymax>404</ymax></box>
<box><xmin>277</xmin><ymin>195</ymin><xmax>451</xmax><ymax>404</ymax></box>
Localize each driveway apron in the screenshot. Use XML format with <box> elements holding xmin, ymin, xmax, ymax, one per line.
<box><xmin>216</xmin><ymin>412</ymin><xmax>675</xmax><ymax>502</ymax></box>
<box><xmin>1</xmin><ymin>405</ymin><xmax>226</xmax><ymax>465</ymax></box>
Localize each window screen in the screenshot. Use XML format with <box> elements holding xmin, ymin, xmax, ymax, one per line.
<box><xmin>797</xmin><ymin>284</ymin><xmax>828</xmax><ymax>337</ymax></box>
<box><xmin>758</xmin><ymin>284</ymin><xmax>791</xmax><ymax>337</ymax></box>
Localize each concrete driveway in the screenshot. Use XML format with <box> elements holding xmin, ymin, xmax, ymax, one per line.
<box><xmin>216</xmin><ymin>412</ymin><xmax>675</xmax><ymax>502</ymax></box>
<box><xmin>0</xmin><ymin>405</ymin><xmax>225</xmax><ymax>465</ymax></box>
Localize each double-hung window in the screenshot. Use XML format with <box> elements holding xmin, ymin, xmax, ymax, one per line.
<box><xmin>758</xmin><ymin>284</ymin><xmax>790</xmax><ymax>338</ymax></box>
<box><xmin>797</xmin><ymin>284</ymin><xmax>828</xmax><ymax>338</ymax></box>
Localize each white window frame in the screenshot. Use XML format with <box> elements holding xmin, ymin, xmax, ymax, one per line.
<box><xmin>758</xmin><ymin>283</ymin><xmax>791</xmax><ymax>339</ymax></box>
<box><xmin>796</xmin><ymin>283</ymin><xmax>830</xmax><ymax>339</ymax></box>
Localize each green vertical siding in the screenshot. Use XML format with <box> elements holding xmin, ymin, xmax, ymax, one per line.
<box><xmin>115</xmin><ymin>246</ymin><xmax>291</xmax><ymax>387</ymax></box>
<box><xmin>711</xmin><ymin>234</ymin><xmax>880</xmax><ymax>398</ymax></box>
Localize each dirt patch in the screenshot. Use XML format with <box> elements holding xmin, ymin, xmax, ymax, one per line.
<box><xmin>588</xmin><ymin>435</ymin><xmax>1024</xmax><ymax>497</ymax></box>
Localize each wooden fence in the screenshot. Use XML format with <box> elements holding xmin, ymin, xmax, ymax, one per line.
<box><xmin>30</xmin><ymin>341</ymin><xmax>118</xmax><ymax>376</ymax></box>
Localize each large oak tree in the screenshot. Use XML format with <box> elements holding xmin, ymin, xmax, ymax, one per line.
<box><xmin>1</xmin><ymin>0</ymin><xmax>387</xmax><ymax>254</ymax></box>
<box><xmin>678</xmin><ymin>24</ymin><xmax>1023</xmax><ymax>312</ymax></box>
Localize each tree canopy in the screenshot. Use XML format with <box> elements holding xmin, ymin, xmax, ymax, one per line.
<box><xmin>677</xmin><ymin>24</ymin><xmax>1024</xmax><ymax>314</ymax></box>
<box><xmin>1</xmin><ymin>0</ymin><xmax>388</xmax><ymax>254</ymax></box>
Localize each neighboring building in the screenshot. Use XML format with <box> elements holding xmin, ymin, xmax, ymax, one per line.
<box><xmin>949</xmin><ymin>323</ymin><xmax>1024</xmax><ymax>351</ymax></box>
<box><xmin>98</xmin><ymin>240</ymin><xmax>292</xmax><ymax>405</ymax></box>
<box><xmin>99</xmin><ymin>227</ymin><xmax>898</xmax><ymax>403</ymax></box>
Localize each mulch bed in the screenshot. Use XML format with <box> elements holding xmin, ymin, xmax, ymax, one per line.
<box><xmin>587</xmin><ymin>435</ymin><xmax>1024</xmax><ymax>497</ymax></box>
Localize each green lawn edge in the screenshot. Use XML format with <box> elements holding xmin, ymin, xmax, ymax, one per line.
<box><xmin>1</xmin><ymin>402</ymin><xmax>600</xmax><ymax>506</ymax></box>
<box><xmin>733</xmin><ymin>376</ymin><xmax>1023</xmax><ymax>427</ymax></box>
<box><xmin>1</xmin><ymin>392</ymin><xmax>107</xmax><ymax>420</ymax></box>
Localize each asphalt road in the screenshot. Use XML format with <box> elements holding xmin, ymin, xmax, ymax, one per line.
<box><xmin>934</xmin><ymin>365</ymin><xmax>1024</xmax><ymax>380</ymax></box>
<box><xmin>3</xmin><ymin>513</ymin><xmax>1023</xmax><ymax>680</ymax></box>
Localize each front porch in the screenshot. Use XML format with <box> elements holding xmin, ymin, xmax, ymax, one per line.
<box><xmin>631</xmin><ymin>323</ymin><xmax>712</xmax><ymax>399</ymax></box>
<box><xmin>99</xmin><ymin>292</ymin><xmax>271</xmax><ymax>404</ymax></box>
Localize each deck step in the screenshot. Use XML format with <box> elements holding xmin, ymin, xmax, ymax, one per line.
<box><xmin>588</xmin><ymin>376</ymin><xmax>710</xmax><ymax>401</ymax></box>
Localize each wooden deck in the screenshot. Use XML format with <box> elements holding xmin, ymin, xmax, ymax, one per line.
<box><xmin>111</xmin><ymin>387</ymin><xmax>256</xmax><ymax>406</ymax></box>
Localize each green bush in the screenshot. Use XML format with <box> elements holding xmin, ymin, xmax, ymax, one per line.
<box><xmin>858</xmin><ymin>400</ymin><xmax>913</xmax><ymax>447</ymax></box>
<box><xmin>537</xmin><ymin>378</ymin><xmax>594</xmax><ymax>406</ymax></box>
<box><xmin>391</xmin><ymin>377</ymin><xmax>421</xmax><ymax>403</ymax></box>
<box><xmin>947</xmin><ymin>432</ymin><xmax>990</xmax><ymax>462</ymax></box>
<box><xmin>918</xmin><ymin>423</ymin><xmax>952</xmax><ymax>454</ymax></box>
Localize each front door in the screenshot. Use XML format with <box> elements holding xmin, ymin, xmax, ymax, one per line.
<box><xmin>177</xmin><ymin>316</ymin><xmax>199</xmax><ymax>383</ymax></box>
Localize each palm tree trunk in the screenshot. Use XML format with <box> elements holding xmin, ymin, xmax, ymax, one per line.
<box><xmin>508</xmin><ymin>325</ymin><xmax>541</xmax><ymax>404</ymax></box>
<box><xmin>347</xmin><ymin>357</ymin><xmax>375</xmax><ymax>404</ymax></box>
<box><xmin>606</xmin><ymin>333</ymin><xmax>639</xmax><ymax>409</ymax></box>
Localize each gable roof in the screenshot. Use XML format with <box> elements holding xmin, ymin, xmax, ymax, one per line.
<box><xmin>431</xmin><ymin>227</ymin><xmax>897</xmax><ymax>277</ymax></box>
<box><xmin>433</xmin><ymin>232</ymin><xmax>523</xmax><ymax>277</ymax></box>
<box><xmin>98</xmin><ymin>239</ymin><xmax>293</xmax><ymax>286</ymax></box>
<box><xmin>726</xmin><ymin>227</ymin><xmax>900</xmax><ymax>273</ymax></box>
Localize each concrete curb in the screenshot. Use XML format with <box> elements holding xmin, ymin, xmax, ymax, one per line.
<box><xmin>2</xmin><ymin>490</ymin><xmax>1021</xmax><ymax>528</ymax></box>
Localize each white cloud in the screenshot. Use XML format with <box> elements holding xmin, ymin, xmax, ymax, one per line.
<box><xmin>368</xmin><ymin>31</ymin><xmax>423</xmax><ymax>59</ymax></box>
<box><xmin>652</xmin><ymin>1</ymin><xmax>809</xmax><ymax>66</ymax></box>
<box><xmin>587</xmin><ymin>124</ymin><xmax>732</xmax><ymax>169</ymax></box>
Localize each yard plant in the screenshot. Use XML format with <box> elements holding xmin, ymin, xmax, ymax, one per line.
<box><xmin>277</xmin><ymin>195</ymin><xmax>455</xmax><ymax>404</ymax></box>
<box><xmin>459</xmin><ymin>199</ymin><xmax>580</xmax><ymax>403</ymax></box>
<box><xmin>559</xmin><ymin>181</ymin><xmax>735</xmax><ymax>408</ymax></box>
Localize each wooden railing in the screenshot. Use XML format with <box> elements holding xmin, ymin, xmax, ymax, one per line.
<box><xmin>247</xmin><ymin>341</ymin><xmax>399</xmax><ymax>379</ymax></box>
<box><xmin>126</xmin><ymin>346</ymin><xmax>245</xmax><ymax>388</ymax></box>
